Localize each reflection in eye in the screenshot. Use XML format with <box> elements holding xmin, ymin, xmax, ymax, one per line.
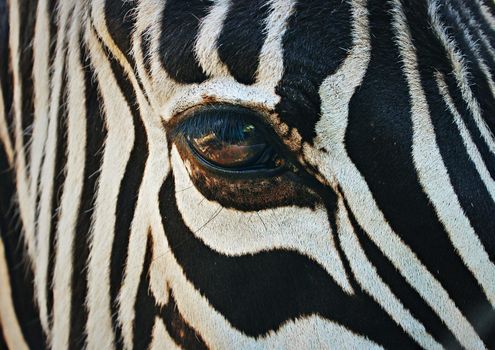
<box><xmin>175</xmin><ymin>105</ymin><xmax>285</xmax><ymax>173</ymax></box>
<box><xmin>190</xmin><ymin>123</ymin><xmax>268</xmax><ymax>168</ymax></box>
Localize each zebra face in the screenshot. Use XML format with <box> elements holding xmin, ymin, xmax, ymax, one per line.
<box><xmin>89</xmin><ymin>0</ymin><xmax>495</xmax><ymax>348</ymax></box>
<box><xmin>2</xmin><ymin>0</ymin><xmax>495</xmax><ymax>348</ymax></box>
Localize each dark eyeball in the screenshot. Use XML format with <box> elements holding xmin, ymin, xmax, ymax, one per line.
<box><xmin>188</xmin><ymin>123</ymin><xmax>270</xmax><ymax>168</ymax></box>
<box><xmin>175</xmin><ymin>105</ymin><xmax>285</xmax><ymax>173</ymax></box>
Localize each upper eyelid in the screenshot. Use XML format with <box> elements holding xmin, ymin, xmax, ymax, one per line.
<box><xmin>165</xmin><ymin>103</ymin><xmax>278</xmax><ymax>140</ymax></box>
<box><xmin>158</xmin><ymin>79</ymin><xmax>280</xmax><ymax>123</ymax></box>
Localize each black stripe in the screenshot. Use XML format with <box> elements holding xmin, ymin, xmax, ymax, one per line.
<box><xmin>431</xmin><ymin>73</ymin><xmax>495</xmax><ymax>264</ymax></box>
<box><xmin>439</xmin><ymin>2</ymin><xmax>495</xmax><ymax>139</ymax></box>
<box><xmin>140</xmin><ymin>27</ymin><xmax>153</xmax><ymax>77</ymax></box>
<box><xmin>454</xmin><ymin>0</ymin><xmax>495</xmax><ymax>103</ymax></box>
<box><xmin>33</xmin><ymin>0</ymin><xmax>59</xmax><ymax>248</ymax></box>
<box><xmin>159</xmin><ymin>174</ymin><xmax>418</xmax><ymax>348</ymax></box>
<box><xmin>48</xmin><ymin>0</ymin><xmax>59</xmax><ymax>71</ymax></box>
<box><xmin>479</xmin><ymin>0</ymin><xmax>495</xmax><ymax>27</ymax></box>
<box><xmin>425</xmin><ymin>0</ymin><xmax>495</xmax><ymax>265</ymax></box>
<box><xmin>342</xmin><ymin>197</ymin><xmax>462</xmax><ymax>349</ymax></box>
<box><xmin>46</xmin><ymin>6</ymin><xmax>74</xmax><ymax>325</ymax></box>
<box><xmin>159</xmin><ymin>290</ymin><xmax>208</xmax><ymax>350</ymax></box>
<box><xmin>67</xmin><ymin>33</ymin><xmax>107</xmax><ymax>349</ymax></box>
<box><xmin>18</xmin><ymin>0</ymin><xmax>38</xmax><ymax>169</ymax></box>
<box><xmin>442</xmin><ymin>63</ymin><xmax>495</xmax><ymax>181</ymax></box>
<box><xmin>106</xmin><ymin>33</ymin><xmax>149</xmax><ymax>350</ymax></box>
<box><xmin>346</xmin><ymin>0</ymin><xmax>495</xmax><ymax>344</ymax></box>
<box><xmin>0</xmin><ymin>321</ymin><xmax>7</xmax><ymax>350</ymax></box>
<box><xmin>132</xmin><ymin>233</ymin><xmax>209</xmax><ymax>350</ymax></box>
<box><xmin>132</xmin><ymin>233</ymin><xmax>155</xmax><ymax>350</ymax></box>
<box><xmin>0</xmin><ymin>0</ymin><xmax>14</xmax><ymax>149</ymax></box>
<box><xmin>46</xmin><ymin>53</ymin><xmax>69</xmax><ymax>327</ymax></box>
<box><xmin>104</xmin><ymin>0</ymin><xmax>137</xmax><ymax>60</ymax></box>
<box><xmin>275</xmin><ymin>0</ymin><xmax>352</xmax><ymax>144</ymax></box>
<box><xmin>0</xmin><ymin>122</ymin><xmax>46</xmax><ymax>349</ymax></box>
<box><xmin>159</xmin><ymin>0</ymin><xmax>211</xmax><ymax>84</ymax></box>
<box><xmin>217</xmin><ymin>0</ymin><xmax>270</xmax><ymax>85</ymax></box>
<box><xmin>434</xmin><ymin>2</ymin><xmax>495</xmax><ymax>179</ymax></box>
<box><xmin>454</xmin><ymin>0</ymin><xmax>495</xmax><ymax>68</ymax></box>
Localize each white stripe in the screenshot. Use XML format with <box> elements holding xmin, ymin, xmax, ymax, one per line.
<box><xmin>448</xmin><ymin>4</ymin><xmax>495</xmax><ymax>101</ymax></box>
<box><xmin>117</xmin><ymin>209</ymin><xmax>149</xmax><ymax>350</ymax></box>
<box><xmin>30</xmin><ymin>0</ymin><xmax>53</xmax><ymax>333</ymax></box>
<box><xmin>36</xmin><ymin>2</ymin><xmax>72</xmax><ymax>342</ymax></box>
<box><xmin>30</xmin><ymin>0</ymin><xmax>51</xmax><ymax>202</ymax></box>
<box><xmin>0</xmin><ymin>81</ymin><xmax>14</xmax><ymax>164</ymax></box>
<box><xmin>0</xmin><ymin>238</ymin><xmax>29</xmax><ymax>350</ymax></box>
<box><xmin>435</xmin><ymin>72</ymin><xmax>495</xmax><ymax>203</ymax></box>
<box><xmin>456</xmin><ymin>2</ymin><xmax>495</xmax><ymax>69</ymax></box>
<box><xmin>474</xmin><ymin>0</ymin><xmax>495</xmax><ymax>34</ymax></box>
<box><xmin>255</xmin><ymin>0</ymin><xmax>295</xmax><ymax>90</ymax></box>
<box><xmin>8</xmin><ymin>0</ymin><xmax>37</xmax><ymax>267</ymax></box>
<box><xmin>428</xmin><ymin>1</ymin><xmax>495</xmax><ymax>157</ymax></box>
<box><xmin>90</xmin><ymin>0</ymin><xmax>138</xmax><ymax>82</ymax></box>
<box><xmin>85</xmin><ymin>24</ymin><xmax>135</xmax><ymax>350</ymax></box>
<box><xmin>51</xmin><ymin>6</ymin><xmax>86</xmax><ymax>348</ymax></box>
<box><xmin>152</xmin><ymin>223</ymin><xmax>382</xmax><ymax>349</ymax></box>
<box><xmin>336</xmin><ymin>198</ymin><xmax>442</xmax><ymax>350</ymax></box>
<box><xmin>160</xmin><ymin>77</ymin><xmax>280</xmax><ymax>123</ymax></box>
<box><xmin>149</xmin><ymin>318</ymin><xmax>181</xmax><ymax>350</ymax></box>
<box><xmin>132</xmin><ymin>0</ymin><xmax>179</xmax><ymax>112</ymax></box>
<box><xmin>195</xmin><ymin>0</ymin><xmax>231</xmax><ymax>77</ymax></box>
<box><xmin>170</xmin><ymin>147</ymin><xmax>353</xmax><ymax>294</ymax></box>
<box><xmin>393</xmin><ymin>0</ymin><xmax>495</xmax><ymax>309</ymax></box>
<box><xmin>118</xmin><ymin>77</ymin><xmax>170</xmax><ymax>350</ymax></box>
<box><xmin>306</xmin><ymin>0</ymin><xmax>484</xmax><ymax>347</ymax></box>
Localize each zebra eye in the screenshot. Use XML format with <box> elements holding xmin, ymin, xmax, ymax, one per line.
<box><xmin>173</xmin><ymin>105</ymin><xmax>286</xmax><ymax>175</ymax></box>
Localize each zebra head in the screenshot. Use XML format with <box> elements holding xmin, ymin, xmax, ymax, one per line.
<box><xmin>1</xmin><ymin>0</ymin><xmax>495</xmax><ymax>349</ymax></box>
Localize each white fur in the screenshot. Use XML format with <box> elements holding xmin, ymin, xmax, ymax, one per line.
<box><xmin>85</xmin><ymin>23</ymin><xmax>136</xmax><ymax>350</ymax></box>
<box><xmin>30</xmin><ymin>0</ymin><xmax>51</xmax><ymax>205</ymax></box>
<box><xmin>90</xmin><ymin>0</ymin><xmax>135</xmax><ymax>73</ymax></box>
<box><xmin>458</xmin><ymin>3</ymin><xmax>495</xmax><ymax>67</ymax></box>
<box><xmin>0</xmin><ymin>237</ymin><xmax>29</xmax><ymax>350</ymax></box>
<box><xmin>447</xmin><ymin>4</ymin><xmax>495</xmax><ymax>101</ymax></box>
<box><xmin>30</xmin><ymin>0</ymin><xmax>55</xmax><ymax>334</ymax></box>
<box><xmin>435</xmin><ymin>72</ymin><xmax>495</xmax><ymax>204</ymax></box>
<box><xmin>195</xmin><ymin>0</ymin><xmax>231</xmax><ymax>77</ymax></box>
<box><xmin>336</xmin><ymin>197</ymin><xmax>441</xmax><ymax>349</ymax></box>
<box><xmin>35</xmin><ymin>1</ymin><xmax>72</xmax><ymax>342</ymax></box>
<box><xmin>428</xmin><ymin>1</ymin><xmax>495</xmax><ymax>157</ymax></box>
<box><xmin>474</xmin><ymin>0</ymin><xmax>495</xmax><ymax>34</ymax></box>
<box><xmin>149</xmin><ymin>318</ymin><xmax>181</xmax><ymax>350</ymax></box>
<box><xmin>160</xmin><ymin>77</ymin><xmax>280</xmax><ymax>122</ymax></box>
<box><xmin>171</xmin><ymin>147</ymin><xmax>353</xmax><ymax>294</ymax></box>
<box><xmin>117</xmin><ymin>60</ymin><xmax>170</xmax><ymax>350</ymax></box>
<box><xmin>255</xmin><ymin>0</ymin><xmax>295</xmax><ymax>91</ymax></box>
<box><xmin>133</xmin><ymin>0</ymin><xmax>182</xmax><ymax>111</ymax></box>
<box><xmin>0</xmin><ymin>84</ymin><xmax>14</xmax><ymax>164</ymax></box>
<box><xmin>393</xmin><ymin>0</ymin><xmax>495</xmax><ymax>311</ymax></box>
<box><xmin>51</xmin><ymin>6</ymin><xmax>87</xmax><ymax>348</ymax></box>
<box><xmin>306</xmin><ymin>0</ymin><xmax>484</xmax><ymax>348</ymax></box>
<box><xmin>8</xmin><ymin>0</ymin><xmax>37</xmax><ymax>271</ymax></box>
<box><xmin>149</xmin><ymin>220</ymin><xmax>381</xmax><ymax>349</ymax></box>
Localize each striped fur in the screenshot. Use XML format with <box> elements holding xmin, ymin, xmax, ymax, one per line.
<box><xmin>1</xmin><ymin>0</ymin><xmax>495</xmax><ymax>349</ymax></box>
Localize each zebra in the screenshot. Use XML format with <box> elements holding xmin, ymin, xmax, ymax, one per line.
<box><xmin>1</xmin><ymin>0</ymin><xmax>495</xmax><ymax>348</ymax></box>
